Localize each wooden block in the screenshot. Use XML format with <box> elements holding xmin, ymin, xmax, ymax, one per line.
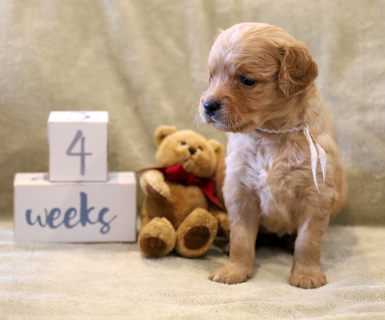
<box><xmin>48</xmin><ymin>111</ymin><xmax>108</xmax><ymax>182</ymax></box>
<box><xmin>14</xmin><ymin>172</ymin><xmax>136</xmax><ymax>243</ymax></box>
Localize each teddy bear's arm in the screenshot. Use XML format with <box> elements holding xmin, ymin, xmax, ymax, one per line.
<box><xmin>140</xmin><ymin>170</ymin><xmax>171</xmax><ymax>199</ymax></box>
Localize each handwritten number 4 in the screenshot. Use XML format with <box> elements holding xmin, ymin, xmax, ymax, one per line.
<box><xmin>66</xmin><ymin>130</ymin><xmax>92</xmax><ymax>175</ymax></box>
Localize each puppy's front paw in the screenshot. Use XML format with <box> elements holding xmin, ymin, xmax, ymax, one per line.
<box><xmin>290</xmin><ymin>268</ymin><xmax>327</xmax><ymax>289</ymax></box>
<box><xmin>209</xmin><ymin>263</ymin><xmax>252</xmax><ymax>284</ymax></box>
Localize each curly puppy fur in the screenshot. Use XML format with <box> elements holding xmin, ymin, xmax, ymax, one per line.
<box><xmin>199</xmin><ymin>22</ymin><xmax>347</xmax><ymax>289</ymax></box>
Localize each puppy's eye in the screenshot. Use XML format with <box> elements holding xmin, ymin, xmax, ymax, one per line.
<box><xmin>198</xmin><ymin>146</ymin><xmax>203</xmax><ymax>151</ymax></box>
<box><xmin>181</xmin><ymin>141</ymin><xmax>187</xmax><ymax>145</ymax></box>
<box><xmin>240</xmin><ymin>76</ymin><xmax>256</xmax><ymax>86</ymax></box>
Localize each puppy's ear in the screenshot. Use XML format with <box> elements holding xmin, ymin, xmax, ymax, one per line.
<box><xmin>208</xmin><ymin>139</ymin><xmax>224</xmax><ymax>158</ymax></box>
<box><xmin>278</xmin><ymin>41</ymin><xmax>318</xmax><ymax>97</ymax></box>
<box><xmin>154</xmin><ymin>126</ymin><xmax>177</xmax><ymax>146</ymax></box>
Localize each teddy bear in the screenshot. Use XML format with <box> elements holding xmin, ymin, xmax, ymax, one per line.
<box><xmin>138</xmin><ymin>125</ymin><xmax>229</xmax><ymax>258</ymax></box>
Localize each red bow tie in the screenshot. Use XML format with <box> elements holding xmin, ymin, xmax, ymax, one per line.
<box><xmin>139</xmin><ymin>163</ymin><xmax>222</xmax><ymax>208</ymax></box>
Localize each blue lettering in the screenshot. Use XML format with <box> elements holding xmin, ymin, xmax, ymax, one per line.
<box><xmin>26</xmin><ymin>209</ymin><xmax>47</xmax><ymax>227</ymax></box>
<box><xmin>63</xmin><ymin>208</ymin><xmax>80</xmax><ymax>228</ymax></box>
<box><xmin>98</xmin><ymin>208</ymin><xmax>116</xmax><ymax>234</ymax></box>
<box><xmin>46</xmin><ymin>208</ymin><xmax>64</xmax><ymax>229</ymax></box>
<box><xmin>24</xmin><ymin>192</ymin><xmax>116</xmax><ymax>234</ymax></box>
<box><xmin>80</xmin><ymin>192</ymin><xmax>98</xmax><ymax>226</ymax></box>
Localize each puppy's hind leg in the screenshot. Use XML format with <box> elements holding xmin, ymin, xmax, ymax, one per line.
<box><xmin>209</xmin><ymin>186</ymin><xmax>260</xmax><ymax>284</ymax></box>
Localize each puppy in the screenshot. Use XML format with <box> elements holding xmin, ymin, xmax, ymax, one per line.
<box><xmin>199</xmin><ymin>23</ymin><xmax>347</xmax><ymax>289</ymax></box>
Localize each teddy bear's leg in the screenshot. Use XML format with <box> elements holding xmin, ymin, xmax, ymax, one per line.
<box><xmin>175</xmin><ymin>208</ymin><xmax>218</xmax><ymax>258</ymax></box>
<box><xmin>210</xmin><ymin>209</ymin><xmax>230</xmax><ymax>238</ymax></box>
<box><xmin>138</xmin><ymin>217</ymin><xmax>176</xmax><ymax>257</ymax></box>
<box><xmin>141</xmin><ymin>201</ymin><xmax>151</xmax><ymax>228</ymax></box>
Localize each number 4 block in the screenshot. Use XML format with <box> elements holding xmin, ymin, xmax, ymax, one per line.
<box><xmin>48</xmin><ymin>111</ymin><xmax>108</xmax><ymax>182</ymax></box>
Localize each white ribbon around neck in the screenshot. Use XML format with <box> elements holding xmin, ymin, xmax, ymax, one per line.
<box><xmin>256</xmin><ymin>123</ymin><xmax>327</xmax><ymax>193</ymax></box>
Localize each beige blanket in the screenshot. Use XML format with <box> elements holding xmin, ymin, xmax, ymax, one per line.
<box><xmin>1</xmin><ymin>1</ymin><xmax>385</xmax><ymax>318</ymax></box>
<box><xmin>1</xmin><ymin>221</ymin><xmax>385</xmax><ymax>319</ymax></box>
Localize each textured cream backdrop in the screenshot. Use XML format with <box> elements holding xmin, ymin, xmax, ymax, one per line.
<box><xmin>1</xmin><ymin>2</ymin><xmax>385</xmax><ymax>319</ymax></box>
<box><xmin>0</xmin><ymin>0</ymin><xmax>384</xmax><ymax>225</ymax></box>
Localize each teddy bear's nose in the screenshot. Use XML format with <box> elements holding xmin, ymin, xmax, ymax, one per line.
<box><xmin>188</xmin><ymin>147</ymin><xmax>196</xmax><ymax>155</ymax></box>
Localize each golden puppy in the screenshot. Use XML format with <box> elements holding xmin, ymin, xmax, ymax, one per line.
<box><xmin>199</xmin><ymin>22</ymin><xmax>347</xmax><ymax>289</ymax></box>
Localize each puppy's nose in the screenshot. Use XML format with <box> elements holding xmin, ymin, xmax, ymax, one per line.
<box><xmin>204</xmin><ymin>100</ymin><xmax>221</xmax><ymax>116</ymax></box>
<box><xmin>188</xmin><ymin>147</ymin><xmax>196</xmax><ymax>155</ymax></box>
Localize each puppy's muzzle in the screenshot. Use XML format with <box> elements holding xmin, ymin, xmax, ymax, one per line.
<box><xmin>204</xmin><ymin>100</ymin><xmax>221</xmax><ymax>116</ymax></box>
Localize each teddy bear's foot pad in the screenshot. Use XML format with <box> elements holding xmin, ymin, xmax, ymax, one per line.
<box><xmin>140</xmin><ymin>237</ymin><xmax>167</xmax><ymax>256</ymax></box>
<box><xmin>138</xmin><ymin>217</ymin><xmax>176</xmax><ymax>257</ymax></box>
<box><xmin>184</xmin><ymin>226</ymin><xmax>210</xmax><ymax>250</ymax></box>
<box><xmin>175</xmin><ymin>208</ymin><xmax>218</xmax><ymax>258</ymax></box>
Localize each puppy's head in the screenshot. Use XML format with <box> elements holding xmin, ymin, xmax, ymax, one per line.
<box><xmin>199</xmin><ymin>22</ymin><xmax>318</xmax><ymax>132</ymax></box>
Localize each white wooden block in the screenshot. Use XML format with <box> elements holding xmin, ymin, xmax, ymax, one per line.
<box><xmin>14</xmin><ymin>172</ymin><xmax>137</xmax><ymax>243</ymax></box>
<box><xmin>48</xmin><ymin>111</ymin><xmax>108</xmax><ymax>182</ymax></box>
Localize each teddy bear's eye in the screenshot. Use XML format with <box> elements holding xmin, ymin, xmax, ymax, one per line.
<box><xmin>198</xmin><ymin>146</ymin><xmax>203</xmax><ymax>151</ymax></box>
<box><xmin>181</xmin><ymin>141</ymin><xmax>187</xmax><ymax>145</ymax></box>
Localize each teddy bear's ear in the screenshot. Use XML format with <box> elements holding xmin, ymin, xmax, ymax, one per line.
<box><xmin>208</xmin><ymin>139</ymin><xmax>224</xmax><ymax>158</ymax></box>
<box><xmin>154</xmin><ymin>126</ymin><xmax>177</xmax><ymax>146</ymax></box>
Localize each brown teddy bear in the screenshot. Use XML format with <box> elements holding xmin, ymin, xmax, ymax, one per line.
<box><xmin>138</xmin><ymin>126</ymin><xmax>229</xmax><ymax>258</ymax></box>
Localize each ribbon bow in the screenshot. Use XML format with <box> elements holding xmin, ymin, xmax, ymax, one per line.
<box><xmin>138</xmin><ymin>163</ymin><xmax>222</xmax><ymax>208</ymax></box>
<box><xmin>302</xmin><ymin>124</ymin><xmax>327</xmax><ymax>193</ymax></box>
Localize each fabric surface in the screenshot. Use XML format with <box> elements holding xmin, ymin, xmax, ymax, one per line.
<box><xmin>0</xmin><ymin>0</ymin><xmax>384</xmax><ymax>224</ymax></box>
<box><xmin>1</xmin><ymin>222</ymin><xmax>385</xmax><ymax>319</ymax></box>
<box><xmin>1</xmin><ymin>1</ymin><xmax>385</xmax><ymax>319</ymax></box>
